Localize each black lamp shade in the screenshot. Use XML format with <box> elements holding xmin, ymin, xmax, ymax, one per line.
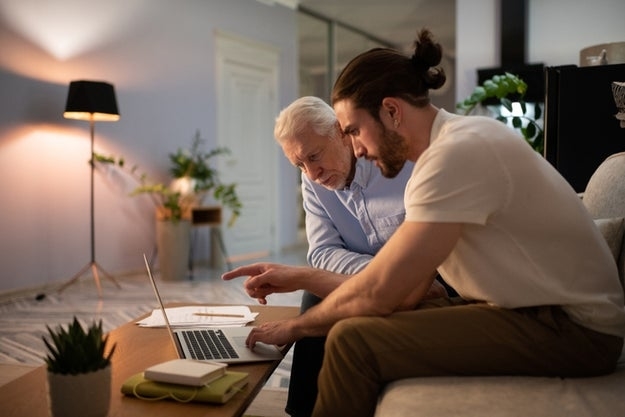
<box><xmin>64</xmin><ymin>80</ymin><xmax>120</xmax><ymax>122</ymax></box>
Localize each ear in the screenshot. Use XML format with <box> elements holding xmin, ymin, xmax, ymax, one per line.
<box><xmin>335</xmin><ymin>121</ymin><xmax>350</xmax><ymax>145</ymax></box>
<box><xmin>381</xmin><ymin>97</ymin><xmax>401</xmax><ymax>124</ymax></box>
<box><xmin>334</xmin><ymin>121</ymin><xmax>344</xmax><ymax>137</ymax></box>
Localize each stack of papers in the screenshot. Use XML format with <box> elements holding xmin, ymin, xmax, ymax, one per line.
<box><xmin>136</xmin><ymin>305</ymin><xmax>258</xmax><ymax>328</ymax></box>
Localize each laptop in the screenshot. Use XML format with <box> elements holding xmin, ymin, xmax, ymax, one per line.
<box><xmin>143</xmin><ymin>254</ymin><xmax>284</xmax><ymax>364</ymax></box>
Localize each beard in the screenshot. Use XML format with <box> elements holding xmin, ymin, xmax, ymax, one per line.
<box><xmin>376</xmin><ymin>125</ymin><xmax>409</xmax><ymax>178</ymax></box>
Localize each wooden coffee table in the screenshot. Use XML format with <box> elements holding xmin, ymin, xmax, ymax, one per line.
<box><xmin>1</xmin><ymin>304</ymin><xmax>299</xmax><ymax>417</ymax></box>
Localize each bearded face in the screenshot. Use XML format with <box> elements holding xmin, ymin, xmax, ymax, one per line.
<box><xmin>376</xmin><ymin>123</ymin><xmax>409</xmax><ymax>178</ymax></box>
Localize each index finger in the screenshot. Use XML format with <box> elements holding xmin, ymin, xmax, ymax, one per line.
<box><xmin>221</xmin><ymin>264</ymin><xmax>264</xmax><ymax>281</ymax></box>
<box><xmin>246</xmin><ymin>326</ymin><xmax>261</xmax><ymax>348</ymax></box>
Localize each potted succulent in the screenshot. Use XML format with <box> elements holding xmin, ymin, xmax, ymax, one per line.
<box><xmin>43</xmin><ymin>317</ymin><xmax>116</xmax><ymax>417</ymax></box>
<box><xmin>456</xmin><ymin>72</ymin><xmax>544</xmax><ymax>155</ymax></box>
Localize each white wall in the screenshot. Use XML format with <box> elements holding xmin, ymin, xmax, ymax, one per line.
<box><xmin>456</xmin><ymin>0</ymin><xmax>625</xmax><ymax>103</ymax></box>
<box><xmin>0</xmin><ymin>0</ymin><xmax>299</xmax><ymax>293</ymax></box>
<box><xmin>528</xmin><ymin>0</ymin><xmax>625</xmax><ymax>66</ymax></box>
<box><xmin>455</xmin><ymin>0</ymin><xmax>499</xmax><ymax>104</ymax></box>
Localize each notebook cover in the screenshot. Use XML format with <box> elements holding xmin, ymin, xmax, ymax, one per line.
<box><xmin>121</xmin><ymin>370</ymin><xmax>249</xmax><ymax>404</ymax></box>
<box><xmin>144</xmin><ymin>359</ymin><xmax>227</xmax><ymax>386</ymax></box>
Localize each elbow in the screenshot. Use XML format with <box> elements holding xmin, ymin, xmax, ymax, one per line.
<box><xmin>366</xmin><ymin>286</ymin><xmax>399</xmax><ymax>316</ymax></box>
<box><xmin>371</xmin><ymin>304</ymin><xmax>395</xmax><ymax>316</ymax></box>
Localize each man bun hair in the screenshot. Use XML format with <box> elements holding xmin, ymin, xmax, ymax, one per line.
<box><xmin>332</xmin><ymin>28</ymin><xmax>446</xmax><ymax>121</ymax></box>
<box><xmin>411</xmin><ymin>28</ymin><xmax>446</xmax><ymax>91</ymax></box>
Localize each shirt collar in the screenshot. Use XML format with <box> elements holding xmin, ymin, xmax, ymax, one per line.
<box><xmin>343</xmin><ymin>158</ymin><xmax>371</xmax><ymax>191</ymax></box>
<box><xmin>429</xmin><ymin>108</ymin><xmax>456</xmax><ymax>146</ymax></box>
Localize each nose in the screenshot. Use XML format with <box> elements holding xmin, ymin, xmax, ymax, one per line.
<box><xmin>351</xmin><ymin>138</ymin><xmax>366</xmax><ymax>158</ymax></box>
<box><xmin>303</xmin><ymin>162</ymin><xmax>322</xmax><ymax>182</ymax></box>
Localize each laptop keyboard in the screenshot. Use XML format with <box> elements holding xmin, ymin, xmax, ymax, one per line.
<box><xmin>182</xmin><ymin>329</ymin><xmax>240</xmax><ymax>360</ymax></box>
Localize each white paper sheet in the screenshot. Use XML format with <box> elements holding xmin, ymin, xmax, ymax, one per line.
<box><xmin>136</xmin><ymin>305</ymin><xmax>258</xmax><ymax>328</ymax></box>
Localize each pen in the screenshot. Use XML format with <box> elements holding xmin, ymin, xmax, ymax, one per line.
<box><xmin>193</xmin><ymin>313</ymin><xmax>246</xmax><ymax>318</ymax></box>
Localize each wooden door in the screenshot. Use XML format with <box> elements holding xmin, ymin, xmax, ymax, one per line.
<box><xmin>215</xmin><ymin>32</ymin><xmax>279</xmax><ymax>259</ymax></box>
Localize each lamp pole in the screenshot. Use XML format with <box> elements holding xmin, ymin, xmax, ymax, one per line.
<box><xmin>58</xmin><ymin>80</ymin><xmax>121</xmax><ymax>297</ymax></box>
<box><xmin>90</xmin><ymin>117</ymin><xmax>96</xmax><ymax>266</ymax></box>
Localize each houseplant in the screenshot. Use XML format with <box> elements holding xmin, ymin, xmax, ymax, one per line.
<box><xmin>95</xmin><ymin>130</ymin><xmax>241</xmax><ymax>280</ymax></box>
<box><xmin>43</xmin><ymin>317</ymin><xmax>116</xmax><ymax>417</ymax></box>
<box><xmin>456</xmin><ymin>72</ymin><xmax>544</xmax><ymax>154</ymax></box>
<box><xmin>166</xmin><ymin>130</ymin><xmax>242</xmax><ymax>225</ymax></box>
<box><xmin>96</xmin><ymin>130</ymin><xmax>241</xmax><ymax>225</ymax></box>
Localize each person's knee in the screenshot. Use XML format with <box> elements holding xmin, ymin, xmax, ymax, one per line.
<box><xmin>325</xmin><ymin>317</ymin><xmax>371</xmax><ymax>360</ymax></box>
<box><xmin>321</xmin><ymin>317</ymin><xmax>381</xmax><ymax>411</ymax></box>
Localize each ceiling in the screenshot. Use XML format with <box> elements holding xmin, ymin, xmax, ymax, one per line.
<box><xmin>297</xmin><ymin>0</ymin><xmax>456</xmax><ymax>57</ymax></box>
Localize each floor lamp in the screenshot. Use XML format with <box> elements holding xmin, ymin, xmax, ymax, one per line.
<box><xmin>58</xmin><ymin>80</ymin><xmax>122</xmax><ymax>297</ymax></box>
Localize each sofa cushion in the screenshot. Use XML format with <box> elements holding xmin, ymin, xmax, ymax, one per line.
<box><xmin>593</xmin><ymin>217</ymin><xmax>625</xmax><ymax>291</ymax></box>
<box><xmin>584</xmin><ymin>152</ymin><xmax>625</xmax><ymax>289</ymax></box>
<box><xmin>594</xmin><ymin>217</ymin><xmax>625</xmax><ymax>264</ymax></box>
<box><xmin>583</xmin><ymin>153</ymin><xmax>625</xmax><ymax>220</ymax></box>
<box><xmin>375</xmin><ymin>352</ymin><xmax>625</xmax><ymax>417</ymax></box>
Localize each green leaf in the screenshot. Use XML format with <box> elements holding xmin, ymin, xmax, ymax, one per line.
<box><xmin>470</xmin><ymin>86</ymin><xmax>487</xmax><ymax>102</ymax></box>
<box><xmin>483</xmin><ymin>80</ymin><xmax>497</xmax><ymax>95</ymax></box>
<box><xmin>501</xmin><ymin>98</ymin><xmax>513</xmax><ymax>112</ymax></box>
<box><xmin>456</xmin><ymin>72</ymin><xmax>542</xmax><ymax>154</ymax></box>
<box><xmin>42</xmin><ymin>317</ymin><xmax>115</xmax><ymax>374</ymax></box>
<box><xmin>519</xmin><ymin>101</ymin><xmax>527</xmax><ymax>115</ymax></box>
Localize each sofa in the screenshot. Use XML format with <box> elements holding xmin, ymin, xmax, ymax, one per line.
<box><xmin>375</xmin><ymin>152</ymin><xmax>625</xmax><ymax>417</ymax></box>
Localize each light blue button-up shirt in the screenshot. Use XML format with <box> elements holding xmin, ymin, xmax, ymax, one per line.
<box><xmin>302</xmin><ymin>158</ymin><xmax>414</xmax><ymax>274</ymax></box>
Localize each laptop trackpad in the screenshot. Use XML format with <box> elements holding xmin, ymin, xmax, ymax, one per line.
<box><xmin>233</xmin><ymin>336</ymin><xmax>282</xmax><ymax>357</ymax></box>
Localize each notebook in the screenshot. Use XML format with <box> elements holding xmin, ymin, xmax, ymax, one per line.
<box><xmin>143</xmin><ymin>254</ymin><xmax>284</xmax><ymax>364</ymax></box>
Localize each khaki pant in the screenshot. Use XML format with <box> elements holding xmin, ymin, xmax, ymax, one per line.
<box><xmin>312</xmin><ymin>298</ymin><xmax>623</xmax><ymax>417</ymax></box>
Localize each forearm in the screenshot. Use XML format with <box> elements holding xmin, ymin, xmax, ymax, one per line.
<box><xmin>288</xmin><ymin>272</ymin><xmax>398</xmax><ymax>338</ymax></box>
<box><xmin>294</xmin><ymin>266</ymin><xmax>350</xmax><ymax>299</ymax></box>
<box><xmin>290</xmin><ymin>222</ymin><xmax>460</xmax><ymax>338</ymax></box>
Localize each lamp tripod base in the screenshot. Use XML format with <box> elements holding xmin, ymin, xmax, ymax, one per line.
<box><xmin>57</xmin><ymin>260</ymin><xmax>121</xmax><ymax>297</ymax></box>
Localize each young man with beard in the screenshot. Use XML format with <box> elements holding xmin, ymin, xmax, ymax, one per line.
<box><xmin>272</xmin><ymin>96</ymin><xmax>446</xmax><ymax>416</ymax></box>
<box><xmin>224</xmin><ymin>30</ymin><xmax>625</xmax><ymax>417</ymax></box>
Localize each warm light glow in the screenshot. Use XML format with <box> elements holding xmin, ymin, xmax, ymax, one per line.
<box><xmin>0</xmin><ymin>0</ymin><xmax>147</xmax><ymax>60</ymax></box>
<box><xmin>63</xmin><ymin>112</ymin><xmax>120</xmax><ymax>122</ymax></box>
<box><xmin>0</xmin><ymin>125</ymin><xmax>93</xmax><ymax>215</ymax></box>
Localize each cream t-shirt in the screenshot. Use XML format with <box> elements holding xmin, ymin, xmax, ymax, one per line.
<box><xmin>404</xmin><ymin>109</ymin><xmax>625</xmax><ymax>337</ymax></box>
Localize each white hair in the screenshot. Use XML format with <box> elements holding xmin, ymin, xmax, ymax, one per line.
<box><xmin>274</xmin><ymin>96</ymin><xmax>340</xmax><ymax>144</ymax></box>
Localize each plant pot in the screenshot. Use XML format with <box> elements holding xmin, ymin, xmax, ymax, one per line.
<box><xmin>47</xmin><ymin>366</ymin><xmax>111</xmax><ymax>417</ymax></box>
<box><xmin>156</xmin><ymin>219</ymin><xmax>191</xmax><ymax>281</ymax></box>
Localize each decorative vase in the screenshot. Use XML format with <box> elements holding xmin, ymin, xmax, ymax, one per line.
<box><xmin>156</xmin><ymin>219</ymin><xmax>191</xmax><ymax>281</ymax></box>
<box><xmin>47</xmin><ymin>366</ymin><xmax>111</xmax><ymax>417</ymax></box>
